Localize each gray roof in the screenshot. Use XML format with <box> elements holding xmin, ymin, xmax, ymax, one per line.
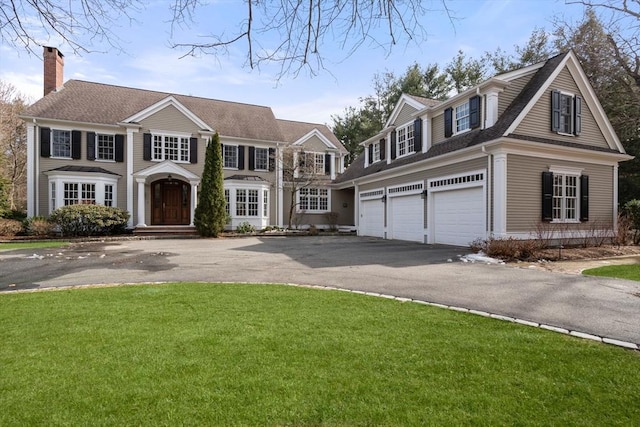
<box><xmin>406</xmin><ymin>94</ymin><xmax>442</xmax><ymax>108</ymax></box>
<box><xmin>25</xmin><ymin>80</ymin><xmax>286</xmax><ymax>142</ymax></box>
<box><xmin>45</xmin><ymin>165</ymin><xmax>121</xmax><ymax>176</ymax></box>
<box><xmin>277</xmin><ymin>119</ymin><xmax>347</xmax><ymax>153</ymax></box>
<box><xmin>336</xmin><ymin>52</ymin><xmax>608</xmax><ymax>184</ymax></box>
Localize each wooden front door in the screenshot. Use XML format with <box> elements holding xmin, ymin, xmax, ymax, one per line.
<box><xmin>151</xmin><ymin>179</ymin><xmax>190</xmax><ymax>225</ymax></box>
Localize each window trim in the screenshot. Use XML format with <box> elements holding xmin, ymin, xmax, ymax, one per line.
<box><xmin>95</xmin><ymin>133</ymin><xmax>116</xmax><ymax>162</ymax></box>
<box><xmin>254</xmin><ymin>147</ymin><xmax>269</xmax><ymax>171</ymax></box>
<box><xmin>395</xmin><ymin>122</ymin><xmax>415</xmax><ymax>158</ymax></box>
<box><xmin>46</xmin><ymin>172</ymin><xmax>118</xmax><ymax>213</ymax></box>
<box><xmin>551</xmin><ymin>90</ymin><xmax>582</xmax><ymax>136</ymax></box>
<box><xmin>454</xmin><ymin>102</ymin><xmax>471</xmax><ymax>135</ymax></box>
<box><xmin>548</xmin><ymin>166</ymin><xmax>583</xmax><ymax>223</ymax></box>
<box><xmin>223</xmin><ymin>144</ymin><xmax>239</xmax><ymax>169</ymax></box>
<box><xmin>150</xmin><ymin>131</ymin><xmax>191</xmax><ymax>163</ymax></box>
<box><xmin>297</xmin><ymin>187</ymin><xmax>330</xmax><ymax>213</ymax></box>
<box><xmin>51</xmin><ymin>129</ymin><xmax>72</xmax><ymax>159</ymax></box>
<box><xmin>300</xmin><ymin>152</ymin><xmax>325</xmax><ymax>175</ymax></box>
<box><xmin>372</xmin><ymin>142</ymin><xmax>381</xmax><ymax>163</ymax></box>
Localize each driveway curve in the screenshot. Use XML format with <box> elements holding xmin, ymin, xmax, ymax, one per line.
<box><xmin>1</xmin><ymin>235</ymin><xmax>639</xmax><ymax>346</ymax></box>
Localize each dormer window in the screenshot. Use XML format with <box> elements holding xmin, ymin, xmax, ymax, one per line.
<box><xmin>372</xmin><ymin>142</ymin><xmax>381</xmax><ymax>162</ymax></box>
<box><xmin>397</xmin><ymin>123</ymin><xmax>415</xmax><ymax>157</ymax></box>
<box><xmin>455</xmin><ymin>103</ymin><xmax>470</xmax><ymax>133</ymax></box>
<box><xmin>551</xmin><ymin>90</ymin><xmax>582</xmax><ymax>136</ymax></box>
<box><xmin>444</xmin><ymin>95</ymin><xmax>481</xmax><ymax>138</ymax></box>
<box><xmin>367</xmin><ymin>139</ymin><xmax>385</xmax><ymax>165</ymax></box>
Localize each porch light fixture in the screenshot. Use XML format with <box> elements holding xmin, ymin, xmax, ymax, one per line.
<box><xmin>167</xmin><ymin>174</ymin><xmax>173</xmax><ymax>181</ymax></box>
<box><xmin>421</xmin><ymin>189</ymin><xmax>428</xmax><ymax>199</ymax></box>
<box><xmin>381</xmin><ymin>195</ymin><xmax>387</xmax><ymax>203</ymax></box>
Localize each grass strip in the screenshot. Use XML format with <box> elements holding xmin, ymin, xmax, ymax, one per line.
<box><xmin>583</xmin><ymin>264</ymin><xmax>640</xmax><ymax>281</ymax></box>
<box><xmin>0</xmin><ymin>241</ymin><xmax>70</xmax><ymax>251</ymax></box>
<box><xmin>1</xmin><ymin>283</ymin><xmax>638</xmax><ymax>426</ymax></box>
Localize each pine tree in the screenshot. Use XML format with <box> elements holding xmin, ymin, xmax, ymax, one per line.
<box><xmin>194</xmin><ymin>133</ymin><xmax>227</xmax><ymax>237</ymax></box>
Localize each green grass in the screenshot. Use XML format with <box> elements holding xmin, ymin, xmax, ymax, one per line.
<box><xmin>583</xmin><ymin>264</ymin><xmax>640</xmax><ymax>281</ymax></box>
<box><xmin>1</xmin><ymin>284</ymin><xmax>638</xmax><ymax>426</ymax></box>
<box><xmin>0</xmin><ymin>241</ymin><xmax>70</xmax><ymax>251</ymax></box>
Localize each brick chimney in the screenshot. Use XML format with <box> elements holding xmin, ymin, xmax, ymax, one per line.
<box><xmin>43</xmin><ymin>46</ymin><xmax>64</xmax><ymax>96</ymax></box>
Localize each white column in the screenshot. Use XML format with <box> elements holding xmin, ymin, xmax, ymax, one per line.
<box><xmin>485</xmin><ymin>90</ymin><xmax>500</xmax><ymax>128</ymax></box>
<box><xmin>493</xmin><ymin>153</ymin><xmax>507</xmax><ymax>237</ymax></box>
<box><xmin>613</xmin><ymin>164</ymin><xmax>619</xmax><ymax>233</ymax></box>
<box><xmin>330</xmin><ymin>152</ymin><xmax>336</xmax><ymax>180</ymax></box>
<box><xmin>126</xmin><ymin>129</ymin><xmax>135</xmax><ymax>228</ymax></box>
<box><xmin>364</xmin><ymin>145</ymin><xmax>369</xmax><ymax>167</ymax></box>
<box><xmin>354</xmin><ymin>183</ymin><xmax>359</xmax><ymax>234</ymax></box>
<box><xmin>277</xmin><ymin>147</ymin><xmax>284</xmax><ymax>227</ymax></box>
<box><xmin>422</xmin><ymin>118</ymin><xmax>430</xmax><ymax>153</ymax></box>
<box><xmin>190</xmin><ymin>182</ymin><xmax>198</xmax><ymax>226</ymax></box>
<box><xmin>26</xmin><ymin>122</ymin><xmax>36</xmax><ymax>217</ymax></box>
<box><xmin>136</xmin><ymin>178</ymin><xmax>147</xmax><ymax>227</ymax></box>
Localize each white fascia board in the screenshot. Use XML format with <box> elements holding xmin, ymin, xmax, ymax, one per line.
<box><xmin>219</xmin><ymin>135</ymin><xmax>282</xmax><ymax>145</ymax></box>
<box><xmin>359</xmin><ymin>127</ymin><xmax>394</xmax><ymax>147</ymax></box>
<box><xmin>414</xmin><ymin>78</ymin><xmax>510</xmax><ymax>116</ymax></box>
<box><xmin>22</xmin><ymin>116</ymin><xmax>123</xmax><ymax>133</ymax></box>
<box><xmin>123</xmin><ymin>96</ymin><xmax>212</xmax><ymax>132</ymax></box>
<box><xmin>384</xmin><ymin>94</ymin><xmax>429</xmax><ymax>127</ymax></box>
<box><xmin>494</xmin><ymin>62</ymin><xmax>545</xmax><ymax>82</ymax></box>
<box><xmin>291</xmin><ymin>128</ymin><xmax>338</xmax><ymax>150</ymax></box>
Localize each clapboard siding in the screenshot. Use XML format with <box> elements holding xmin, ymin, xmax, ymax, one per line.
<box><xmin>513</xmin><ymin>68</ymin><xmax>609</xmax><ymax>149</ymax></box>
<box><xmin>300</xmin><ymin>135</ymin><xmax>330</xmax><ymax>152</ymax></box>
<box><xmin>506</xmin><ymin>154</ymin><xmax>613</xmax><ymax>232</ymax></box>
<box><xmin>498</xmin><ymin>73</ymin><xmax>535</xmax><ymax>117</ymax></box>
<box><xmin>392</xmin><ymin>104</ymin><xmax>419</xmax><ymax>127</ymax></box>
<box><xmin>431</xmin><ymin>112</ymin><xmax>445</xmax><ymax>145</ymax></box>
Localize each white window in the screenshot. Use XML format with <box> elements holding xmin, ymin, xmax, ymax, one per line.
<box><xmin>255</xmin><ymin>148</ymin><xmax>268</xmax><ymax>171</ymax></box>
<box><xmin>97</xmin><ymin>134</ymin><xmax>115</xmax><ymax>161</ymax></box>
<box><xmin>263</xmin><ymin>190</ymin><xmax>269</xmax><ymax>217</ymax></box>
<box><xmin>396</xmin><ymin>123</ymin><xmax>415</xmax><ymax>157</ymax></box>
<box><xmin>299</xmin><ymin>188</ymin><xmax>329</xmax><ymax>212</ymax></box>
<box><xmin>559</xmin><ymin>93</ymin><xmax>573</xmax><ymax>134</ymax></box>
<box><xmin>50</xmin><ymin>182</ymin><xmax>56</xmax><ymax>210</ymax></box>
<box><xmin>63</xmin><ymin>183</ymin><xmax>78</xmax><ymax>206</ymax></box>
<box><xmin>224</xmin><ymin>145</ymin><xmax>238</xmax><ymax>168</ymax></box>
<box><xmin>152</xmin><ymin>134</ymin><xmax>190</xmax><ymax>162</ymax></box>
<box><xmin>63</xmin><ymin>183</ymin><xmax>96</xmax><ymax>205</ymax></box>
<box><xmin>52</xmin><ymin>130</ymin><xmax>71</xmax><ymax>158</ymax></box>
<box><xmin>248</xmin><ymin>190</ymin><xmax>259</xmax><ymax>216</ymax></box>
<box><xmin>81</xmin><ymin>183</ymin><xmax>96</xmax><ymax>204</ymax></box>
<box><xmin>372</xmin><ymin>142</ymin><xmax>381</xmax><ymax>162</ymax></box>
<box><xmin>553</xmin><ymin>174</ymin><xmax>578</xmax><ymax>222</ymax></box>
<box><xmin>455</xmin><ymin>102</ymin><xmax>470</xmax><ymax>133</ymax></box>
<box><xmin>236</xmin><ymin>189</ymin><xmax>247</xmax><ymax>216</ymax></box>
<box><xmin>104</xmin><ymin>185</ymin><xmax>114</xmax><ymax>207</ymax></box>
<box><xmin>301</xmin><ymin>152</ymin><xmax>324</xmax><ymax>175</ymax></box>
<box><xmin>224</xmin><ymin>189</ymin><xmax>230</xmax><ymax>217</ymax></box>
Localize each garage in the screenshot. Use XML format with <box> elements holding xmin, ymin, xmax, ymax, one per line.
<box><xmin>359</xmin><ymin>195</ymin><xmax>385</xmax><ymax>238</ymax></box>
<box><xmin>389</xmin><ymin>194</ymin><xmax>424</xmax><ymax>242</ymax></box>
<box><xmin>433</xmin><ymin>186</ymin><xmax>485</xmax><ymax>246</ymax></box>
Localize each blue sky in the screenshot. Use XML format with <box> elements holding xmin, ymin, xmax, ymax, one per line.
<box><xmin>0</xmin><ymin>0</ymin><xmax>587</xmax><ymax>125</ymax></box>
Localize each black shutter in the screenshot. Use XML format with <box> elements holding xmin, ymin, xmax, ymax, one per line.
<box><xmin>574</xmin><ymin>95</ymin><xmax>582</xmax><ymax>136</ymax></box>
<box><xmin>542</xmin><ymin>171</ymin><xmax>554</xmax><ymax>222</ymax></box>
<box><xmin>325</xmin><ymin>153</ymin><xmax>331</xmax><ymax>175</ymax></box>
<box><xmin>551</xmin><ymin>90</ymin><xmax>561</xmax><ymax>132</ymax></box>
<box><xmin>391</xmin><ymin>131</ymin><xmax>397</xmax><ymax>160</ymax></box>
<box><xmin>380</xmin><ymin>139</ymin><xmax>386</xmax><ymax>160</ymax></box>
<box><xmin>143</xmin><ymin>133</ymin><xmax>152</xmax><ymax>161</ymax></box>
<box><xmin>444</xmin><ymin>107</ymin><xmax>453</xmax><ymax>138</ymax></box>
<box><xmin>368</xmin><ymin>144</ymin><xmax>373</xmax><ymax>164</ymax></box>
<box><xmin>580</xmin><ymin>175</ymin><xmax>589</xmax><ymax>222</ymax></box>
<box><xmin>190</xmin><ymin>137</ymin><xmax>198</xmax><ymax>164</ymax></box>
<box><xmin>413</xmin><ymin>118</ymin><xmax>422</xmax><ymax>152</ymax></box>
<box><xmin>238</xmin><ymin>145</ymin><xmax>245</xmax><ymax>169</ymax></box>
<box><xmin>115</xmin><ymin>135</ymin><xmax>124</xmax><ymax>162</ymax></box>
<box><xmin>248</xmin><ymin>146</ymin><xmax>255</xmax><ymax>170</ymax></box>
<box><xmin>87</xmin><ymin>132</ymin><xmax>96</xmax><ymax>160</ymax></box>
<box><xmin>469</xmin><ymin>95</ymin><xmax>481</xmax><ymax>129</ymax></box>
<box><xmin>40</xmin><ymin>127</ymin><xmax>51</xmax><ymax>157</ymax></box>
<box><xmin>268</xmin><ymin>148</ymin><xmax>275</xmax><ymax>171</ymax></box>
<box><xmin>71</xmin><ymin>130</ymin><xmax>81</xmax><ymax>159</ymax></box>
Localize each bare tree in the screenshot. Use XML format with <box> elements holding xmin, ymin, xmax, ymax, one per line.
<box><xmin>0</xmin><ymin>80</ymin><xmax>28</xmax><ymax>211</ymax></box>
<box><xmin>2</xmin><ymin>1</ymin><xmax>454</xmax><ymax>77</ymax></box>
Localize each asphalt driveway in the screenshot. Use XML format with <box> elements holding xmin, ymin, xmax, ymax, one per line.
<box><xmin>1</xmin><ymin>235</ymin><xmax>639</xmax><ymax>346</ymax></box>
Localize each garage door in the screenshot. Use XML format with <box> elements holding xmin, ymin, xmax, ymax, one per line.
<box><xmin>389</xmin><ymin>195</ymin><xmax>424</xmax><ymax>242</ymax></box>
<box><xmin>433</xmin><ymin>187</ymin><xmax>485</xmax><ymax>246</ymax></box>
<box><xmin>359</xmin><ymin>199</ymin><xmax>384</xmax><ymax>238</ymax></box>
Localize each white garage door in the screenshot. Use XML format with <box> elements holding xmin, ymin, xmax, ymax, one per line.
<box><xmin>389</xmin><ymin>195</ymin><xmax>424</xmax><ymax>242</ymax></box>
<box><xmin>433</xmin><ymin>187</ymin><xmax>485</xmax><ymax>246</ymax></box>
<box><xmin>359</xmin><ymin>199</ymin><xmax>384</xmax><ymax>238</ymax></box>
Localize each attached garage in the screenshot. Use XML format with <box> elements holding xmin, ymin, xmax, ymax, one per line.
<box><xmin>430</xmin><ymin>172</ymin><xmax>486</xmax><ymax>246</ymax></box>
<box><xmin>388</xmin><ymin>184</ymin><xmax>424</xmax><ymax>243</ymax></box>
<box><xmin>359</xmin><ymin>190</ymin><xmax>385</xmax><ymax>238</ymax></box>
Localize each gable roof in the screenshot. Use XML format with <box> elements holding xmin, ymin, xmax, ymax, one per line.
<box><xmin>336</xmin><ymin>51</ymin><xmax>627</xmax><ymax>184</ymax></box>
<box><xmin>277</xmin><ymin>119</ymin><xmax>347</xmax><ymax>153</ymax></box>
<box><xmin>24</xmin><ymin>80</ymin><xmax>285</xmax><ymax>142</ymax></box>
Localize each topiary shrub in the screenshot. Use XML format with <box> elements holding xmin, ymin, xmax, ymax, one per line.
<box><xmin>0</xmin><ymin>219</ymin><xmax>23</xmax><ymax>236</ymax></box>
<box><xmin>49</xmin><ymin>204</ymin><xmax>130</xmax><ymax>237</ymax></box>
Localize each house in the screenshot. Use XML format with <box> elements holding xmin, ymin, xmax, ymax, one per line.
<box><xmin>22</xmin><ymin>47</ymin><xmax>350</xmax><ymax>231</ymax></box>
<box><xmin>334</xmin><ymin>50</ymin><xmax>631</xmax><ymax>245</ymax></box>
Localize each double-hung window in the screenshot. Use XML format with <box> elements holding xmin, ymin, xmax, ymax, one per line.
<box><xmin>97</xmin><ymin>134</ymin><xmax>115</xmax><ymax>161</ymax></box>
<box><xmin>301</xmin><ymin>152</ymin><xmax>324</xmax><ymax>175</ymax></box>
<box><xmin>52</xmin><ymin>130</ymin><xmax>71</xmax><ymax>158</ymax></box>
<box><xmin>552</xmin><ymin>174</ymin><xmax>578</xmax><ymax>222</ymax></box>
<box><xmin>542</xmin><ymin>168</ymin><xmax>588</xmax><ymax>223</ymax></box>
<box><xmin>153</xmin><ymin>134</ymin><xmax>190</xmax><ymax>162</ymax></box>
<box><xmin>298</xmin><ymin>188</ymin><xmax>329</xmax><ymax>212</ymax></box>
<box><xmin>551</xmin><ymin>90</ymin><xmax>582</xmax><ymax>136</ymax></box>
<box><xmin>224</xmin><ymin>145</ymin><xmax>238</xmax><ymax>168</ymax></box>
<box><xmin>396</xmin><ymin>123</ymin><xmax>415</xmax><ymax>157</ymax></box>
<box><xmin>455</xmin><ymin>102</ymin><xmax>470</xmax><ymax>133</ymax></box>
<box><xmin>372</xmin><ymin>142</ymin><xmax>381</xmax><ymax>162</ymax></box>
<box><xmin>255</xmin><ymin>148</ymin><xmax>268</xmax><ymax>171</ymax></box>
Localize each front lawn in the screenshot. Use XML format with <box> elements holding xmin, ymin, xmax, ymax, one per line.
<box><xmin>583</xmin><ymin>264</ymin><xmax>640</xmax><ymax>281</ymax></box>
<box><xmin>1</xmin><ymin>284</ymin><xmax>638</xmax><ymax>426</ymax></box>
<box><xmin>0</xmin><ymin>241</ymin><xmax>70</xmax><ymax>251</ymax></box>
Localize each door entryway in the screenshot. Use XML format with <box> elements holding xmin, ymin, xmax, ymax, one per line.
<box><xmin>151</xmin><ymin>179</ymin><xmax>191</xmax><ymax>225</ymax></box>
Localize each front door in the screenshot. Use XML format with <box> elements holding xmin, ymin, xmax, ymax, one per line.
<box><xmin>151</xmin><ymin>179</ymin><xmax>190</xmax><ymax>225</ymax></box>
